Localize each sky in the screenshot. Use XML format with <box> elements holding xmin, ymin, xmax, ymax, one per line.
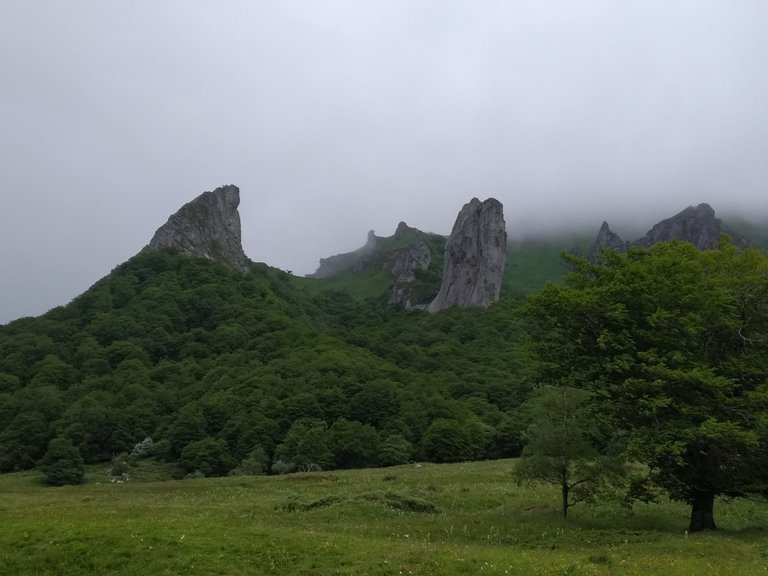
<box><xmin>2</xmin><ymin>1</ymin><xmax>768</xmax><ymax>323</ymax></box>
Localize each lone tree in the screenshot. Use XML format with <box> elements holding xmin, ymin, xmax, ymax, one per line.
<box><xmin>522</xmin><ymin>239</ymin><xmax>768</xmax><ymax>531</ymax></box>
<box><xmin>516</xmin><ymin>386</ymin><xmax>625</xmax><ymax>517</ymax></box>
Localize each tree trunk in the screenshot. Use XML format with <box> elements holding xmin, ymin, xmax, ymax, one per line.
<box><xmin>688</xmin><ymin>490</ymin><xmax>717</xmax><ymax>532</ymax></box>
<box><xmin>561</xmin><ymin>483</ymin><xmax>569</xmax><ymax>517</ymax></box>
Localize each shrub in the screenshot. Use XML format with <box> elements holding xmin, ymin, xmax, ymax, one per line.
<box><xmin>39</xmin><ymin>437</ymin><xmax>85</xmax><ymax>486</ymax></box>
<box><xmin>231</xmin><ymin>445</ymin><xmax>270</xmax><ymax>476</ymax></box>
<box><xmin>108</xmin><ymin>455</ymin><xmax>131</xmax><ymax>478</ymax></box>
<box><xmin>130</xmin><ymin>436</ymin><xmax>154</xmax><ymax>459</ymax></box>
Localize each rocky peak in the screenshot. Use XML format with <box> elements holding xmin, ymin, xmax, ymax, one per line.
<box><xmin>587</xmin><ymin>203</ymin><xmax>752</xmax><ymax>259</ymax></box>
<box><xmin>588</xmin><ymin>221</ymin><xmax>628</xmax><ymax>261</ymax></box>
<box><xmin>635</xmin><ymin>203</ymin><xmax>728</xmax><ymax>250</ymax></box>
<box><xmin>394</xmin><ymin>221</ymin><xmax>414</xmax><ymax>237</ymax></box>
<box><xmin>428</xmin><ymin>198</ymin><xmax>507</xmax><ymax>312</ymax></box>
<box><xmin>146</xmin><ymin>185</ymin><xmax>249</xmax><ymax>271</ymax></box>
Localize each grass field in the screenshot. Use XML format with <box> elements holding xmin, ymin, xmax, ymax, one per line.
<box><xmin>1</xmin><ymin>459</ymin><xmax>766</xmax><ymax>575</ymax></box>
<box><xmin>294</xmin><ymin>269</ymin><xmax>393</xmax><ymax>301</ymax></box>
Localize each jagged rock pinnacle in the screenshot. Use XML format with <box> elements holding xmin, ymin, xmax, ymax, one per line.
<box><xmin>146</xmin><ymin>185</ymin><xmax>249</xmax><ymax>271</ymax></box>
<box><xmin>588</xmin><ymin>221</ymin><xmax>628</xmax><ymax>261</ymax></box>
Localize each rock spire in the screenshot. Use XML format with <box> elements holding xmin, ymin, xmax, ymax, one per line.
<box><xmin>428</xmin><ymin>198</ymin><xmax>507</xmax><ymax>312</ymax></box>
<box><xmin>146</xmin><ymin>185</ymin><xmax>249</xmax><ymax>271</ymax></box>
<box><xmin>588</xmin><ymin>221</ymin><xmax>628</xmax><ymax>261</ymax></box>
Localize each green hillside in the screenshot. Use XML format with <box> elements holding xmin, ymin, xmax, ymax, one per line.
<box><xmin>0</xmin><ymin>249</ymin><xmax>531</xmax><ymax>479</ymax></box>
<box><xmin>723</xmin><ymin>214</ymin><xmax>768</xmax><ymax>248</ymax></box>
<box><xmin>503</xmin><ymin>234</ymin><xmax>594</xmax><ymax>297</ymax></box>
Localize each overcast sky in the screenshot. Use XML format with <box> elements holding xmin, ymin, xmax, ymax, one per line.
<box><xmin>2</xmin><ymin>1</ymin><xmax>768</xmax><ymax>323</ymax></box>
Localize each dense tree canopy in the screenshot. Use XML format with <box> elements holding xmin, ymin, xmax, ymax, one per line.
<box><xmin>523</xmin><ymin>239</ymin><xmax>768</xmax><ymax>530</ymax></box>
<box><xmin>0</xmin><ymin>249</ymin><xmax>531</xmax><ymax>477</ymax></box>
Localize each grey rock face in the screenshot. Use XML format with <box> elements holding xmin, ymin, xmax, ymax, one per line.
<box><xmin>147</xmin><ymin>185</ymin><xmax>249</xmax><ymax>271</ymax></box>
<box><xmin>388</xmin><ymin>237</ymin><xmax>432</xmax><ymax>308</ymax></box>
<box><xmin>588</xmin><ymin>221</ymin><xmax>628</xmax><ymax>261</ymax></box>
<box><xmin>428</xmin><ymin>198</ymin><xmax>507</xmax><ymax>312</ymax></box>
<box><xmin>309</xmin><ymin>231</ymin><xmax>379</xmax><ymax>279</ymax></box>
<box><xmin>635</xmin><ymin>203</ymin><xmax>743</xmax><ymax>250</ymax></box>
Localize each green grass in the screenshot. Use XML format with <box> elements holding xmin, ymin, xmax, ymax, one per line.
<box><xmin>1</xmin><ymin>459</ymin><xmax>766</xmax><ymax>575</ymax></box>
<box><xmin>294</xmin><ymin>269</ymin><xmax>393</xmax><ymax>301</ymax></box>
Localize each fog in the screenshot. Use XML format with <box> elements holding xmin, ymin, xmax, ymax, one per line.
<box><xmin>2</xmin><ymin>1</ymin><xmax>767</xmax><ymax>322</ymax></box>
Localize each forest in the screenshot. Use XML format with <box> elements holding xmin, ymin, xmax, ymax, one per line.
<box><xmin>0</xmin><ymin>248</ymin><xmax>530</xmax><ymax>477</ymax></box>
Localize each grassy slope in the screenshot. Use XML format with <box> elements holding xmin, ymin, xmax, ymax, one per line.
<box><xmin>294</xmin><ymin>269</ymin><xmax>393</xmax><ymax>301</ymax></box>
<box><xmin>722</xmin><ymin>215</ymin><xmax>768</xmax><ymax>248</ymax></box>
<box><xmin>504</xmin><ymin>241</ymin><xmax>569</xmax><ymax>298</ymax></box>
<box><xmin>2</xmin><ymin>460</ymin><xmax>766</xmax><ymax>576</ymax></box>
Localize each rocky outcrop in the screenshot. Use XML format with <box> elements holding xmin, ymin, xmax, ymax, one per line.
<box><xmin>428</xmin><ymin>198</ymin><xmax>507</xmax><ymax>312</ymax></box>
<box><xmin>588</xmin><ymin>203</ymin><xmax>749</xmax><ymax>260</ymax></box>
<box><xmin>310</xmin><ymin>221</ymin><xmax>444</xmax><ymax>308</ymax></box>
<box><xmin>634</xmin><ymin>203</ymin><xmax>746</xmax><ymax>249</ymax></box>
<box><xmin>146</xmin><ymin>185</ymin><xmax>249</xmax><ymax>271</ymax></box>
<box><xmin>588</xmin><ymin>221</ymin><xmax>628</xmax><ymax>261</ymax></box>
<box><xmin>309</xmin><ymin>231</ymin><xmax>380</xmax><ymax>279</ymax></box>
<box><xmin>388</xmin><ymin>235</ymin><xmax>432</xmax><ymax>308</ymax></box>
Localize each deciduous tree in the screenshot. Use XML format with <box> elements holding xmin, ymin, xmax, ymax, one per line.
<box><xmin>515</xmin><ymin>386</ymin><xmax>624</xmax><ymax>517</ymax></box>
<box><xmin>523</xmin><ymin>239</ymin><xmax>768</xmax><ymax>531</ymax></box>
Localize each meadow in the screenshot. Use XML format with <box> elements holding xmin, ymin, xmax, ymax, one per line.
<box><xmin>1</xmin><ymin>459</ymin><xmax>766</xmax><ymax>575</ymax></box>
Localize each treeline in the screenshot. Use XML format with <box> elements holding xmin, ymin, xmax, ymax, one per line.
<box><xmin>0</xmin><ymin>249</ymin><xmax>531</xmax><ymax>478</ymax></box>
